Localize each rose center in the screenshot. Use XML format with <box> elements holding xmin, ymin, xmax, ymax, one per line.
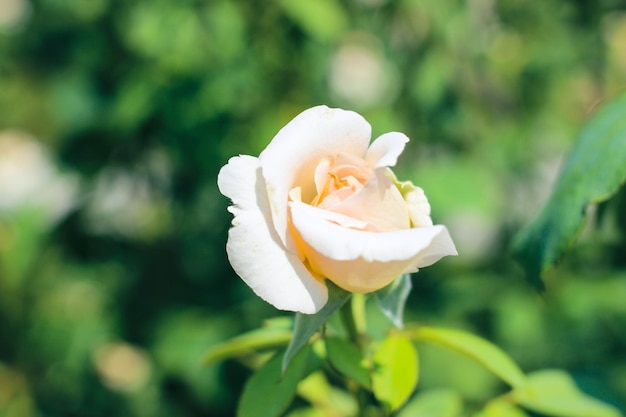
<box><xmin>311</xmin><ymin>155</ymin><xmax>372</xmax><ymax>209</ymax></box>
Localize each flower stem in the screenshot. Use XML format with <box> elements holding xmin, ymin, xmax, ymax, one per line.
<box><xmin>339</xmin><ymin>295</ymin><xmax>370</xmax><ymax>415</ymax></box>
<box><xmin>340</xmin><ymin>295</ymin><xmax>361</xmax><ymax>349</ymax></box>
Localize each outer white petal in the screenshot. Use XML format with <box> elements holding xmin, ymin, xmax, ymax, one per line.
<box><xmin>217</xmin><ymin>155</ymin><xmax>328</xmax><ymax>314</ymax></box>
<box><xmin>259</xmin><ymin>106</ymin><xmax>372</xmax><ymax>251</ymax></box>
<box><xmin>365</xmin><ymin>132</ymin><xmax>409</xmax><ymax>168</ymax></box>
<box><xmin>290</xmin><ymin>201</ymin><xmax>457</xmax><ymax>292</ymax></box>
<box><xmin>291</xmin><ymin>201</ymin><xmax>456</xmax><ymax>262</ymax></box>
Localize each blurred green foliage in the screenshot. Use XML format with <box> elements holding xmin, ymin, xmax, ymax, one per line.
<box><xmin>0</xmin><ymin>0</ymin><xmax>625</xmax><ymax>415</ymax></box>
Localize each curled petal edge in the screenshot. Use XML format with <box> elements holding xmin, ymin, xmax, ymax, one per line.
<box><xmin>259</xmin><ymin>106</ymin><xmax>372</xmax><ymax>252</ymax></box>
<box><xmin>218</xmin><ymin>155</ymin><xmax>328</xmax><ymax>314</ymax></box>
<box><xmin>290</xmin><ymin>201</ymin><xmax>457</xmax><ymax>264</ymax></box>
<box><xmin>365</xmin><ymin>132</ymin><xmax>409</xmax><ymax>169</ymax></box>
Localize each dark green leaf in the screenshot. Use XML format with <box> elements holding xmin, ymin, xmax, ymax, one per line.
<box><xmin>237</xmin><ymin>345</ymin><xmax>322</xmax><ymax>417</ymax></box>
<box><xmin>374</xmin><ymin>274</ymin><xmax>412</xmax><ymax>328</ymax></box>
<box><xmin>325</xmin><ymin>336</ymin><xmax>370</xmax><ymax>388</ymax></box>
<box><xmin>282</xmin><ymin>282</ymin><xmax>350</xmax><ymax>374</ymax></box>
<box><xmin>412</xmin><ymin>326</ymin><xmax>526</xmax><ymax>388</ymax></box>
<box><xmin>512</xmin><ymin>369</ymin><xmax>622</xmax><ymax>417</ymax></box>
<box><xmin>371</xmin><ymin>335</ymin><xmax>419</xmax><ymax>411</ymax></box>
<box><xmin>512</xmin><ymin>93</ymin><xmax>626</xmax><ymax>288</ymax></box>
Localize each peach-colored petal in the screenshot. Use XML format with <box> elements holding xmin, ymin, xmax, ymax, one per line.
<box><xmin>320</xmin><ymin>168</ymin><xmax>410</xmax><ymax>231</ymax></box>
<box><xmin>365</xmin><ymin>132</ymin><xmax>409</xmax><ymax>168</ymax></box>
<box><xmin>217</xmin><ymin>155</ymin><xmax>328</xmax><ymax>313</ymax></box>
<box><xmin>294</xmin><ymin>203</ymin><xmax>370</xmax><ymax>230</ymax></box>
<box><xmin>289</xmin><ymin>201</ymin><xmax>457</xmax><ymax>292</ymax></box>
<box><xmin>259</xmin><ymin>106</ymin><xmax>372</xmax><ymax>252</ymax></box>
<box><xmin>313</xmin><ymin>156</ymin><xmax>332</xmax><ymax>200</ymax></box>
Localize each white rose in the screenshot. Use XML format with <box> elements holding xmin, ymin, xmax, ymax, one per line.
<box><xmin>218</xmin><ymin>106</ymin><xmax>457</xmax><ymax>314</ymax></box>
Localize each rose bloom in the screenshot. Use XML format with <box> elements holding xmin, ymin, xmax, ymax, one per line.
<box><xmin>218</xmin><ymin>106</ymin><xmax>457</xmax><ymax>314</ymax></box>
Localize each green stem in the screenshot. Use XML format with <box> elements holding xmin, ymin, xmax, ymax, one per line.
<box><xmin>352</xmin><ymin>293</ymin><xmax>366</xmax><ymax>335</ymax></box>
<box><xmin>340</xmin><ymin>295</ymin><xmax>360</xmax><ymax>348</ymax></box>
<box><xmin>339</xmin><ymin>295</ymin><xmax>370</xmax><ymax>415</ymax></box>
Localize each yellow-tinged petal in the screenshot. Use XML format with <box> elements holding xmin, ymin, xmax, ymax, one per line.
<box><xmin>388</xmin><ymin>171</ymin><xmax>433</xmax><ymax>228</ymax></box>
<box><xmin>218</xmin><ymin>155</ymin><xmax>328</xmax><ymax>313</ymax></box>
<box><xmin>289</xmin><ymin>201</ymin><xmax>457</xmax><ymax>293</ymax></box>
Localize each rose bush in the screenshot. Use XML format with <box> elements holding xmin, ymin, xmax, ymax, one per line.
<box><xmin>218</xmin><ymin>106</ymin><xmax>457</xmax><ymax>314</ymax></box>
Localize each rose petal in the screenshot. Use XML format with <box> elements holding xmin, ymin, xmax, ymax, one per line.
<box><xmin>402</xmin><ymin>182</ymin><xmax>433</xmax><ymax>228</ymax></box>
<box><xmin>218</xmin><ymin>155</ymin><xmax>328</xmax><ymax>313</ymax></box>
<box><xmin>322</xmin><ymin>168</ymin><xmax>410</xmax><ymax>231</ymax></box>
<box><xmin>290</xmin><ymin>201</ymin><xmax>457</xmax><ymax>292</ymax></box>
<box><xmin>313</xmin><ymin>156</ymin><xmax>332</xmax><ymax>199</ymax></box>
<box><xmin>296</xmin><ymin>203</ymin><xmax>370</xmax><ymax>230</ymax></box>
<box><xmin>365</xmin><ymin>132</ymin><xmax>409</xmax><ymax>168</ymax></box>
<box><xmin>259</xmin><ymin>106</ymin><xmax>372</xmax><ymax>252</ymax></box>
<box><xmin>291</xmin><ymin>201</ymin><xmax>455</xmax><ymax>262</ymax></box>
<box><xmin>387</xmin><ymin>170</ymin><xmax>433</xmax><ymax>227</ymax></box>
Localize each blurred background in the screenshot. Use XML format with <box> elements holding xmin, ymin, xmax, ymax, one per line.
<box><xmin>1</xmin><ymin>0</ymin><xmax>625</xmax><ymax>415</ymax></box>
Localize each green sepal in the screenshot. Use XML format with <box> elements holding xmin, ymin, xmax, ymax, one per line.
<box><xmin>282</xmin><ymin>281</ymin><xmax>350</xmax><ymax>374</ymax></box>
<box><xmin>374</xmin><ymin>274</ymin><xmax>412</xmax><ymax>328</ymax></box>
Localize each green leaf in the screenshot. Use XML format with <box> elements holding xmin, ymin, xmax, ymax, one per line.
<box><xmin>512</xmin><ymin>92</ymin><xmax>626</xmax><ymax>288</ymax></box>
<box><xmin>203</xmin><ymin>327</ymin><xmax>293</xmax><ymax>367</ymax></box>
<box><xmin>512</xmin><ymin>369</ymin><xmax>622</xmax><ymax>417</ymax></box>
<box><xmin>282</xmin><ymin>282</ymin><xmax>351</xmax><ymax>374</ymax></box>
<box><xmin>412</xmin><ymin>327</ymin><xmax>526</xmax><ymax>388</ymax></box>
<box><xmin>371</xmin><ymin>335</ymin><xmax>419</xmax><ymax>411</ymax></box>
<box><xmin>237</xmin><ymin>345</ymin><xmax>322</xmax><ymax>417</ymax></box>
<box><xmin>374</xmin><ymin>274</ymin><xmax>412</xmax><ymax>328</ymax></box>
<box><xmin>284</xmin><ymin>408</ymin><xmax>324</xmax><ymax>417</ymax></box>
<box><xmin>325</xmin><ymin>336</ymin><xmax>371</xmax><ymax>388</ymax></box>
<box><xmin>472</xmin><ymin>399</ymin><xmax>529</xmax><ymax>417</ymax></box>
<box><xmin>296</xmin><ymin>371</ymin><xmax>359</xmax><ymax>416</ymax></box>
<box><xmin>397</xmin><ymin>389</ymin><xmax>462</xmax><ymax>417</ymax></box>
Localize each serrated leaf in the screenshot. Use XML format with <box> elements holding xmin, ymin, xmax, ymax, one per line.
<box><xmin>512</xmin><ymin>369</ymin><xmax>622</xmax><ymax>417</ymax></box>
<box><xmin>282</xmin><ymin>282</ymin><xmax>350</xmax><ymax>374</ymax></box>
<box><xmin>374</xmin><ymin>274</ymin><xmax>412</xmax><ymax>328</ymax></box>
<box><xmin>203</xmin><ymin>327</ymin><xmax>293</xmax><ymax>366</ymax></box>
<box><xmin>397</xmin><ymin>389</ymin><xmax>462</xmax><ymax>417</ymax></box>
<box><xmin>371</xmin><ymin>335</ymin><xmax>419</xmax><ymax>411</ymax></box>
<box><xmin>237</xmin><ymin>345</ymin><xmax>322</xmax><ymax>417</ymax></box>
<box><xmin>325</xmin><ymin>337</ymin><xmax>370</xmax><ymax>388</ymax></box>
<box><xmin>412</xmin><ymin>326</ymin><xmax>526</xmax><ymax>388</ymax></box>
<box><xmin>512</xmin><ymin>92</ymin><xmax>626</xmax><ymax>288</ymax></box>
